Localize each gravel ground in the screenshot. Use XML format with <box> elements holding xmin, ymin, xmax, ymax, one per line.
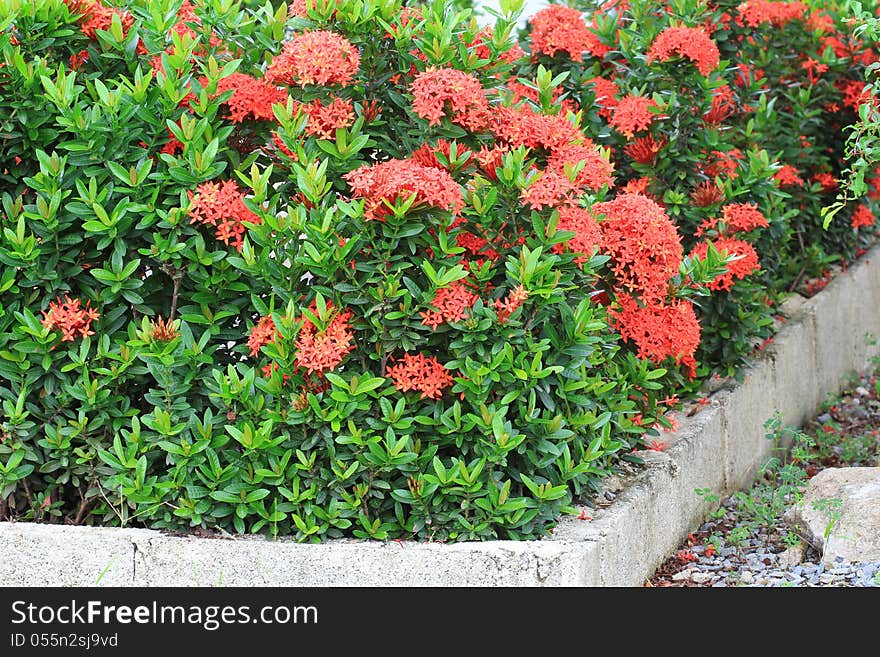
<box><xmin>648</xmin><ymin>366</ymin><xmax>880</xmax><ymax>587</ymax></box>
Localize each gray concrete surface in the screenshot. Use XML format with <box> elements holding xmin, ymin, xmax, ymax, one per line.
<box><xmin>2</xmin><ymin>244</ymin><xmax>879</xmax><ymax>587</ymax></box>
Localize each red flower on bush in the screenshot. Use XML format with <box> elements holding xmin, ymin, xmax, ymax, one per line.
<box><xmin>302</xmin><ymin>97</ymin><xmax>355</xmax><ymax>138</ymax></box>
<box><xmin>721</xmin><ymin>202</ymin><xmax>769</xmax><ymax>233</ymax></box>
<box><xmin>595</xmin><ymin>193</ymin><xmax>684</xmax><ymax>302</ymax></box>
<box><xmin>387</xmin><ymin>353</ymin><xmax>455</xmax><ymax>399</ymax></box>
<box><xmin>851</xmin><ymin>204</ymin><xmax>876</xmax><ymax>229</ymax></box>
<box><xmin>690</xmin><ymin>237</ymin><xmax>761</xmax><ymax>291</ymax></box>
<box><xmin>624</xmin><ymin>134</ymin><xmax>666</xmax><ymax>165</ymax></box>
<box><xmin>553</xmin><ymin>205</ymin><xmax>603</xmax><ymax>265</ymax></box>
<box><xmin>410</xmin><ymin>68</ymin><xmax>489</xmax><ymax>128</ymax></box>
<box><xmin>41</xmin><ymin>295</ymin><xmax>99</xmax><ymax>342</ymax></box>
<box><xmin>188</xmin><ymin>179</ymin><xmax>262</xmax><ymax>250</ymax></box>
<box><xmin>647</xmin><ymin>26</ymin><xmax>720</xmax><ymax>76</ymax></box>
<box><xmin>548</xmin><ymin>143</ymin><xmax>616</xmax><ymax>191</ymax></box>
<box><xmin>773</xmin><ymin>164</ymin><xmax>804</xmax><ymax>188</ymax></box>
<box><xmin>521</xmin><ymin>168</ymin><xmax>577</xmax><ymax>210</ymax></box>
<box><xmin>588</xmin><ymin>76</ymin><xmax>620</xmax><ymax>119</ymax></box>
<box><xmin>610</xmin><ymin>95</ymin><xmax>658</xmax><ymax>138</ymax></box>
<box><xmin>266</xmin><ymin>31</ymin><xmax>360</xmax><ymax>87</ymax></box>
<box><xmin>295</xmin><ymin>304</ymin><xmax>355</xmax><ymax>374</ymax></box>
<box><xmin>692</xmin><ymin>181</ymin><xmax>725</xmax><ymax>207</ymax></box>
<box><xmin>610</xmin><ymin>294</ymin><xmax>701</xmax><ymax>378</ymax></box>
<box><xmin>248</xmin><ymin>315</ymin><xmax>278</xmax><ymax>356</ymax></box>
<box><xmin>738</xmin><ymin>0</ymin><xmax>808</xmax><ymax>27</ymax></box>
<box><xmin>67</xmin><ymin>0</ymin><xmax>133</xmax><ymax>40</ymax></box>
<box><xmin>529</xmin><ymin>5</ymin><xmax>605</xmax><ymax>61</ymax></box>
<box><xmin>494</xmin><ymin>285</ymin><xmax>529</xmax><ymax>324</ymax></box>
<box><xmin>421</xmin><ymin>281</ymin><xmax>479</xmax><ymax>329</ymax></box>
<box><xmin>812</xmin><ymin>172</ymin><xmax>837</xmax><ymax>192</ymax></box>
<box><xmin>215</xmin><ymin>73</ymin><xmax>287</xmax><ymax>123</ymax></box>
<box><xmin>344</xmin><ymin>158</ymin><xmax>463</xmax><ymax>221</ymax></box>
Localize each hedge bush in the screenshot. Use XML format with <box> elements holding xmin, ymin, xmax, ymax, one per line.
<box><xmin>0</xmin><ymin>0</ymin><xmax>876</xmax><ymax>541</ymax></box>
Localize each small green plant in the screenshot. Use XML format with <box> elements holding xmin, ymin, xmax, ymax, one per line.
<box><xmin>695</xmin><ymin>412</ymin><xmax>813</xmax><ymax>550</ymax></box>
<box><xmin>812</xmin><ymin>497</ymin><xmax>844</xmax><ymax>546</ymax></box>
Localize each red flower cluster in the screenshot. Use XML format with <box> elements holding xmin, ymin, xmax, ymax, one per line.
<box><xmin>851</xmin><ymin>204</ymin><xmax>876</xmax><ymax>229</ymax></box>
<box><xmin>302</xmin><ymin>97</ymin><xmax>355</xmax><ymax>139</ymax></box>
<box><xmin>387</xmin><ymin>353</ymin><xmax>455</xmax><ymax>399</ymax></box>
<box><xmin>553</xmin><ymin>205</ymin><xmax>603</xmax><ymax>265</ymax></box>
<box><xmin>215</xmin><ymin>73</ymin><xmax>287</xmax><ymax>123</ymax></box>
<box><xmin>41</xmin><ymin>295</ymin><xmax>99</xmax><ymax>342</ymax></box>
<box><xmin>610</xmin><ymin>95</ymin><xmax>657</xmax><ymax>138</ymax></box>
<box><xmin>266</xmin><ymin>31</ymin><xmax>360</xmax><ymax>87</ymax></box>
<box><xmin>812</xmin><ymin>172</ymin><xmax>837</xmax><ymax>192</ymax></box>
<box><xmin>410</xmin><ymin>68</ymin><xmax>489</xmax><ymax>128</ymax></box>
<box><xmin>624</xmin><ymin>134</ymin><xmax>666</xmax><ymax>165</ymax></box>
<box><xmin>690</xmin><ymin>237</ymin><xmax>761</xmax><ymax>291</ymax></box>
<box><xmin>420</xmin><ymin>281</ymin><xmax>478</xmax><ymax>329</ymax></box>
<box><xmin>188</xmin><ymin>179</ymin><xmax>262</xmax><ymax>250</ymax></box>
<box><xmin>66</xmin><ymin>0</ymin><xmax>133</xmax><ymax>40</ymax></box>
<box><xmin>610</xmin><ymin>294</ymin><xmax>701</xmax><ymax>378</ymax></box>
<box><xmin>344</xmin><ymin>158</ymin><xmax>463</xmax><ymax>221</ymax></box>
<box><xmin>692</xmin><ymin>181</ymin><xmax>725</xmax><ymax>207</ymax></box>
<box><xmin>521</xmin><ymin>169</ymin><xmax>577</xmax><ymax>210</ymax></box>
<box><xmin>773</xmin><ymin>164</ymin><xmax>804</xmax><ymax>187</ymax></box>
<box><xmin>248</xmin><ymin>315</ymin><xmax>278</xmax><ymax>356</ymax></box>
<box><xmin>588</xmin><ymin>76</ymin><xmax>620</xmax><ymax>120</ymax></box>
<box><xmin>647</xmin><ymin>26</ymin><xmax>720</xmax><ymax>76</ymax></box>
<box><xmin>547</xmin><ymin>144</ymin><xmax>615</xmax><ymax>191</ymax></box>
<box><xmin>721</xmin><ymin>202</ymin><xmax>769</xmax><ymax>233</ymax></box>
<box><xmin>294</xmin><ymin>305</ymin><xmax>355</xmax><ymax>374</ymax></box>
<box><xmin>738</xmin><ymin>0</ymin><xmax>808</xmax><ymax>27</ymax></box>
<box><xmin>529</xmin><ymin>5</ymin><xmax>604</xmax><ymax>61</ymax></box>
<box><xmin>595</xmin><ymin>193</ymin><xmax>684</xmax><ymax>302</ymax></box>
<box><xmin>494</xmin><ymin>285</ymin><xmax>529</xmax><ymax>324</ymax></box>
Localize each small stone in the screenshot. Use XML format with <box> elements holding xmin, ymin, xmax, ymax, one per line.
<box><xmin>855</xmin><ymin>386</ymin><xmax>870</xmax><ymax>397</ymax></box>
<box><xmin>817</xmin><ymin>413</ymin><xmax>832</xmax><ymax>423</ymax></box>
<box><xmin>712</xmin><ymin>581</ymin><xmax>727</xmax><ymax>588</ymax></box>
<box><xmin>672</xmin><ymin>569</ymin><xmax>693</xmax><ymax>582</ymax></box>
<box><xmin>691</xmin><ymin>572</ymin><xmax>713</xmax><ymax>584</ymax></box>
<box><xmin>781</xmin><ymin>543</ymin><xmax>806</xmax><ymax>566</ymax></box>
<box><xmin>739</xmin><ymin>571</ymin><xmax>754</xmax><ymax>585</ymax></box>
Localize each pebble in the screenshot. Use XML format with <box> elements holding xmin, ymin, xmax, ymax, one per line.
<box><xmin>672</xmin><ymin>569</ymin><xmax>693</xmax><ymax>581</ymax></box>
<box><xmin>739</xmin><ymin>571</ymin><xmax>754</xmax><ymax>585</ymax></box>
<box><xmin>691</xmin><ymin>572</ymin><xmax>713</xmax><ymax>584</ymax></box>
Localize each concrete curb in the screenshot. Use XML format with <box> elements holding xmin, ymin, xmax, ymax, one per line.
<box><xmin>3</xmin><ymin>247</ymin><xmax>880</xmax><ymax>587</ymax></box>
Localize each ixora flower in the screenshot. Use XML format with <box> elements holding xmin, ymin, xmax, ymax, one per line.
<box><xmin>65</xmin><ymin>0</ymin><xmax>133</xmax><ymax>40</ymax></box>
<box><xmin>609</xmin><ymin>294</ymin><xmax>701</xmax><ymax>378</ymax></box>
<box><xmin>266</xmin><ymin>31</ymin><xmax>360</xmax><ymax>87</ymax></box>
<box><xmin>41</xmin><ymin>295</ymin><xmax>100</xmax><ymax>342</ymax></box>
<box><xmin>594</xmin><ymin>193</ymin><xmax>684</xmax><ymax>302</ymax></box>
<box><xmin>302</xmin><ymin>96</ymin><xmax>355</xmax><ymax>139</ymax></box>
<box><xmin>248</xmin><ymin>315</ymin><xmax>278</xmax><ymax>356</ymax></box>
<box><xmin>552</xmin><ymin>205</ymin><xmax>603</xmax><ymax>266</ymax></box>
<box><xmin>624</xmin><ymin>134</ymin><xmax>667</xmax><ymax>166</ymax></box>
<box><xmin>344</xmin><ymin>158</ymin><xmax>464</xmax><ymax>221</ymax></box>
<box><xmin>851</xmin><ymin>204</ymin><xmax>876</xmax><ymax>229</ymax></box>
<box><xmin>386</xmin><ymin>352</ymin><xmax>455</xmax><ymax>399</ymax></box>
<box><xmin>494</xmin><ymin>285</ymin><xmax>529</xmax><ymax>324</ymax></box>
<box><xmin>773</xmin><ymin>163</ymin><xmax>804</xmax><ymax>188</ymax></box>
<box><xmin>420</xmin><ymin>281</ymin><xmax>479</xmax><ymax>329</ymax></box>
<box><xmin>721</xmin><ymin>202</ymin><xmax>769</xmax><ymax>233</ymax></box>
<box><xmin>294</xmin><ymin>304</ymin><xmax>355</xmax><ymax>374</ymax></box>
<box><xmin>737</xmin><ymin>0</ymin><xmax>808</xmax><ymax>28</ymax></box>
<box><xmin>187</xmin><ymin>179</ymin><xmax>262</xmax><ymax>250</ymax></box>
<box><xmin>528</xmin><ymin>5</ymin><xmax>606</xmax><ymax>61</ymax></box>
<box><xmin>646</xmin><ymin>26</ymin><xmax>721</xmax><ymax>77</ymax></box>
<box><xmin>214</xmin><ymin>73</ymin><xmax>287</xmax><ymax>123</ymax></box>
<box><xmin>609</xmin><ymin>95</ymin><xmax>658</xmax><ymax>139</ymax></box>
<box><xmin>410</xmin><ymin>68</ymin><xmax>489</xmax><ymax>128</ymax></box>
<box><xmin>690</xmin><ymin>237</ymin><xmax>761</xmax><ymax>291</ymax></box>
